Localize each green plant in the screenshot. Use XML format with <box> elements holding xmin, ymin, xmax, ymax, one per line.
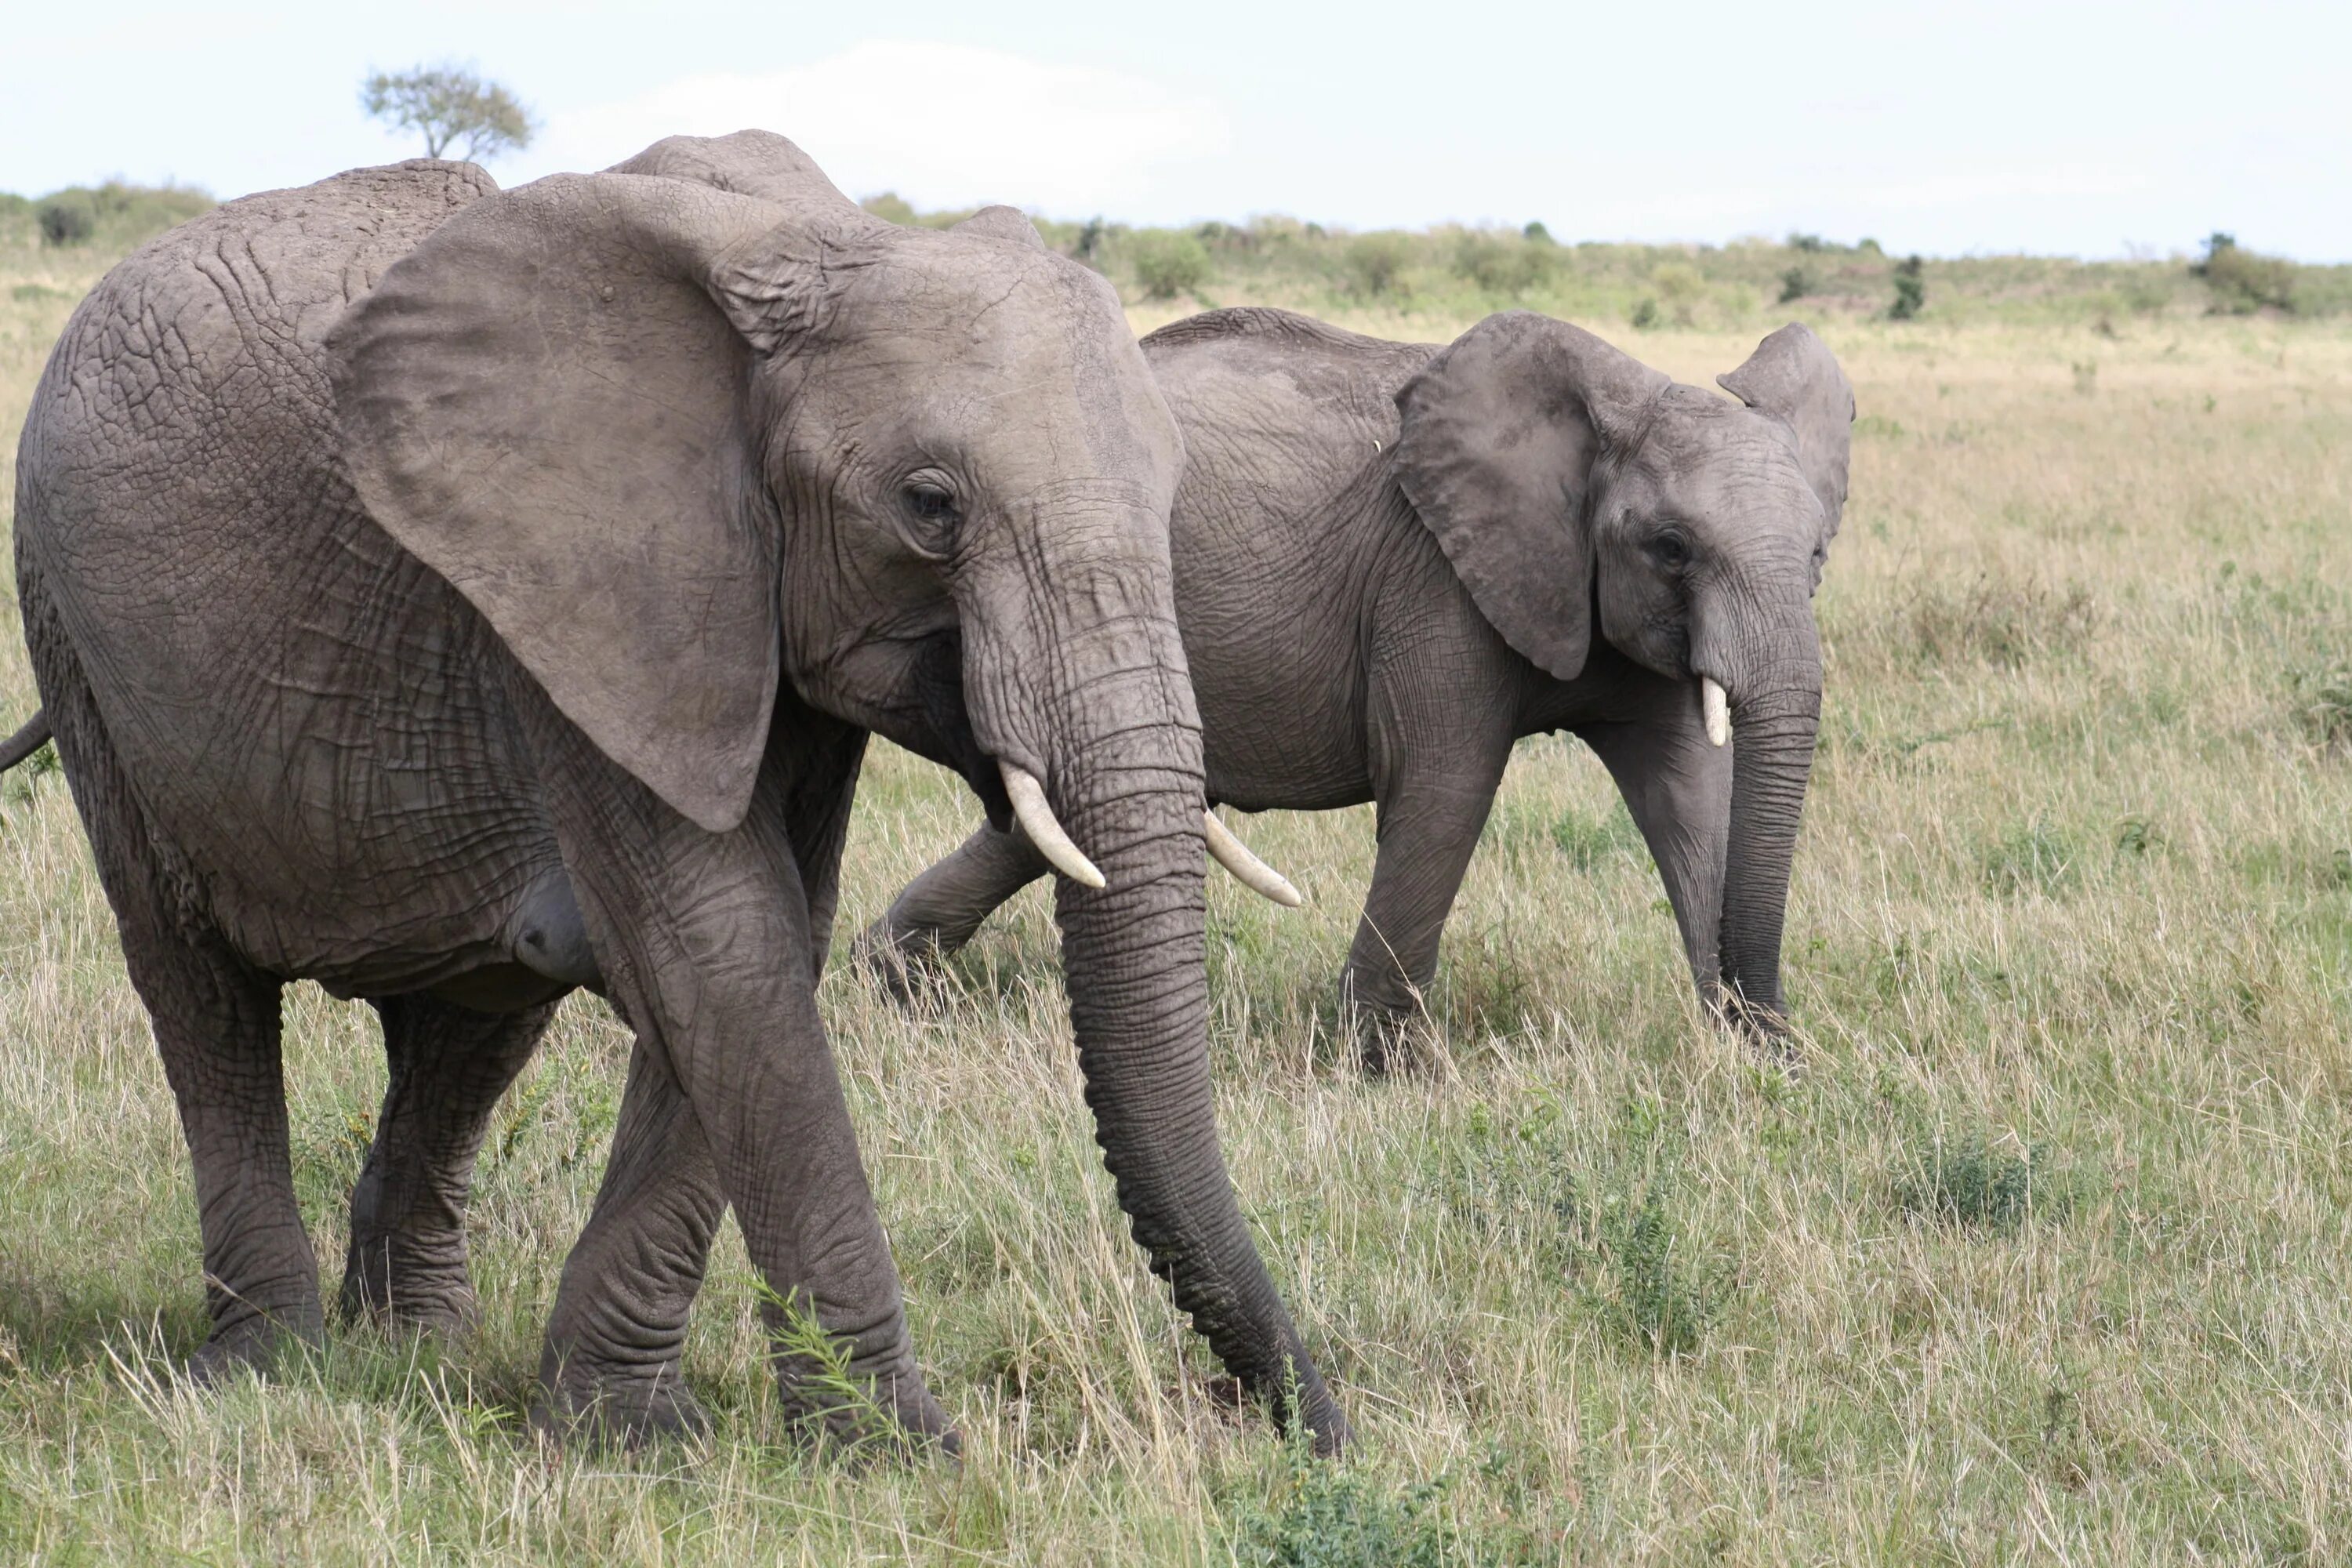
<box><xmin>1981</xmin><ymin>820</ymin><xmax>2082</xmax><ymax>898</ymax></box>
<box><xmin>1454</xmin><ymin>230</ymin><xmax>1556</xmax><ymax>296</ymax></box>
<box><xmin>1778</xmin><ymin>265</ymin><xmax>1817</xmax><ymax>304</ymax></box>
<box><xmin>1547</xmin><ymin>802</ymin><xmax>1646</xmax><ymax>870</ymax></box>
<box><xmin>1893</xmin><ymin>1131</ymin><xmax>2059</xmax><ymax>1230</ymax></box>
<box><xmin>1228</xmin><ymin>1414</ymin><xmax>1500</xmax><ymax>1567</ymax></box>
<box><xmin>1127</xmin><ymin>230</ymin><xmax>1213</xmax><ymax>299</ymax></box>
<box><xmin>1521</xmin><ymin>220</ymin><xmax>1552</xmax><ymax>244</ymax></box>
<box><xmin>1344</xmin><ymin>230</ymin><xmax>1416</xmax><ymax>297</ymax></box>
<box><xmin>1890</xmin><ymin>255</ymin><xmax>1926</xmax><ymax>319</ymax></box>
<box><xmin>35</xmin><ymin>192</ymin><xmax>96</xmax><ymax>247</ymax></box>
<box><xmin>1597</xmin><ymin>1189</ymin><xmax>1719</xmax><ymax>1356</ymax></box>
<box><xmin>360</xmin><ymin>64</ymin><xmax>535</xmax><ymax>162</ymax></box>
<box><xmin>860</xmin><ymin>191</ymin><xmax>917</xmax><ymax>226</ymax></box>
<box><xmin>2193</xmin><ymin>232</ymin><xmax>2297</xmax><ymax>314</ymax></box>
<box><xmin>1650</xmin><ymin>261</ymin><xmax>1704</xmax><ymax>325</ymax></box>
<box><xmin>2290</xmin><ymin>665</ymin><xmax>2352</xmax><ymax>750</ymax></box>
<box><xmin>1629</xmin><ymin>296</ymin><xmax>1660</xmax><ymax>329</ymax></box>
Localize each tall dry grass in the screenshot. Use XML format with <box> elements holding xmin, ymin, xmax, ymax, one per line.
<box><xmin>0</xmin><ymin>226</ymin><xmax>2347</xmax><ymax>1563</ymax></box>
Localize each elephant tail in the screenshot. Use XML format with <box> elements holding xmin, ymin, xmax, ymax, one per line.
<box><xmin>0</xmin><ymin>710</ymin><xmax>53</xmax><ymax>772</ymax></box>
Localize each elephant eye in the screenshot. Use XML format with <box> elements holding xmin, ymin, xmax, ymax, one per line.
<box><xmin>899</xmin><ymin>481</ymin><xmax>963</xmax><ymax>550</ymax></box>
<box><xmin>1646</xmin><ymin>529</ymin><xmax>1693</xmax><ymax>570</ymax></box>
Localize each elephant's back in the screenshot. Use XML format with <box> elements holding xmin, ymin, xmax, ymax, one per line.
<box><xmin>1142</xmin><ymin>310</ymin><xmax>1438</xmax><ymax>808</ymax></box>
<box><xmin>13</xmin><ymin>162</ymin><xmax>532</xmax><ymax>971</ymax></box>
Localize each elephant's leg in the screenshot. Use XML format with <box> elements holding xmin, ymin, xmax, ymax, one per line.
<box><xmin>532</xmin><ymin>1040</ymin><xmax>727</xmax><ymax>1443</ymax></box>
<box><xmin>1577</xmin><ymin>699</ymin><xmax>1733</xmax><ymax>1004</ymax></box>
<box><xmin>339</xmin><ymin>993</ymin><xmax>557</xmax><ymax>1331</ymax></box>
<box><xmin>522</xmin><ymin>706</ymin><xmax>949</xmax><ymax>1451</ymax></box>
<box><xmin>532</xmin><ymin>724</ymin><xmax>871</xmax><ymax>1445</ymax></box>
<box><xmin>35</xmin><ymin>629</ymin><xmax>318</xmax><ymax>1377</ymax></box>
<box><xmin>855</xmin><ymin>823</ymin><xmax>1050</xmax><ymax>1001</ymax></box>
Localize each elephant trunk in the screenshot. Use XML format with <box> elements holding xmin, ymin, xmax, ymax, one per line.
<box><xmin>964</xmin><ymin>518</ymin><xmax>1348</xmax><ymax>1452</ymax></box>
<box><xmin>1711</xmin><ymin>615</ymin><xmax>1823</xmax><ymax>1040</ymax></box>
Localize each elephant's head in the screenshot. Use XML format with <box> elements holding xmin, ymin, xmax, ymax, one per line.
<box><xmin>330</xmin><ymin>131</ymin><xmax>1343</xmax><ymax>1447</ymax></box>
<box><xmin>1392</xmin><ymin>312</ymin><xmax>1853</xmax><ymax>1036</ymax></box>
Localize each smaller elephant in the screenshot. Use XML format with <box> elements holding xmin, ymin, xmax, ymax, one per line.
<box><xmin>863</xmin><ymin>308</ymin><xmax>1852</xmax><ymax>1057</ymax></box>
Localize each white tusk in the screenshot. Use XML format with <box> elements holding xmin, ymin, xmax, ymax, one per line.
<box><xmin>1000</xmin><ymin>763</ymin><xmax>1106</xmax><ymax>889</ymax></box>
<box><xmin>1702</xmin><ymin>677</ymin><xmax>1731</xmax><ymax>748</ymax></box>
<box><xmin>1203</xmin><ymin>810</ymin><xmax>1306</xmax><ymax>908</ymax></box>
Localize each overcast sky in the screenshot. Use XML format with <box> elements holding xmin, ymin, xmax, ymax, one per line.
<box><xmin>6</xmin><ymin>1</ymin><xmax>2347</xmax><ymax>260</ymax></box>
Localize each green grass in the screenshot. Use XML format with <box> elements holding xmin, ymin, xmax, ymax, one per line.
<box><xmin>2</xmin><ymin>206</ymin><xmax>2350</xmax><ymax>1563</ymax></box>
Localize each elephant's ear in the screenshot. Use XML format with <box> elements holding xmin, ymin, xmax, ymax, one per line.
<box><xmin>1718</xmin><ymin>323</ymin><xmax>1856</xmax><ymax>559</ymax></box>
<box><xmin>1392</xmin><ymin>311</ymin><xmax>1669</xmax><ymax>681</ymax></box>
<box><xmin>949</xmin><ymin>205</ymin><xmax>1047</xmax><ymax>250</ymax></box>
<box><xmin>332</xmin><ymin>172</ymin><xmax>793</xmax><ymax>833</ymax></box>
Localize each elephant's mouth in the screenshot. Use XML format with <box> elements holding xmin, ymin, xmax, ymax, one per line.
<box><xmin>900</xmin><ymin>629</ymin><xmax>1016</xmax><ymax>829</ymax></box>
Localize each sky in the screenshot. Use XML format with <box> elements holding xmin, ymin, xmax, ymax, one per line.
<box><xmin>5</xmin><ymin>0</ymin><xmax>2348</xmax><ymax>260</ymax></box>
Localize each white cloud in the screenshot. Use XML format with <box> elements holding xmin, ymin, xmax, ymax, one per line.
<box><xmin>531</xmin><ymin>40</ymin><xmax>1229</xmax><ymax>215</ymax></box>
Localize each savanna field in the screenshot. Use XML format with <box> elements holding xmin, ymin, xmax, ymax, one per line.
<box><xmin>1</xmin><ymin>192</ymin><xmax>2349</xmax><ymax>1563</ymax></box>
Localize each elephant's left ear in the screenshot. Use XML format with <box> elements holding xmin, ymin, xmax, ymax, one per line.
<box><xmin>1718</xmin><ymin>323</ymin><xmax>1856</xmax><ymax>557</ymax></box>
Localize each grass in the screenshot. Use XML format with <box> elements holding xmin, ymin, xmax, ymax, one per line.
<box><xmin>2</xmin><ymin>202</ymin><xmax>2350</xmax><ymax>1563</ymax></box>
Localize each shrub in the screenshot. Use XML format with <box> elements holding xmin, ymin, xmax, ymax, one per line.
<box><xmin>1227</xmin><ymin>1425</ymin><xmax>1501</xmax><ymax>1567</ymax></box>
<box><xmin>1777</xmin><ymin>265</ymin><xmax>1816</xmax><ymax>304</ymax></box>
<box><xmin>1344</xmin><ymin>231</ymin><xmax>1416</xmax><ymax>297</ymax></box>
<box><xmin>1889</xmin><ymin>254</ymin><xmax>1926</xmax><ymax>319</ymax></box>
<box><xmin>860</xmin><ymin>191</ymin><xmax>917</xmax><ymax>226</ymax></box>
<box><xmin>1454</xmin><ymin>229</ymin><xmax>1556</xmax><ymax>296</ymax></box>
<box><xmin>1650</xmin><ymin>261</ymin><xmax>1704</xmax><ymax>325</ymax></box>
<box><xmin>1598</xmin><ymin>1189</ymin><xmax>1719</xmax><ymax>1356</ymax></box>
<box><xmin>36</xmin><ymin>192</ymin><xmax>96</xmax><ymax>246</ymax></box>
<box><xmin>1128</xmin><ymin>230</ymin><xmax>1212</xmax><ymax>299</ymax></box>
<box><xmin>1981</xmin><ymin>820</ymin><xmax>2082</xmax><ymax>898</ymax></box>
<box><xmin>2193</xmin><ymin>233</ymin><xmax>2297</xmax><ymax>314</ymax></box>
<box><xmin>1522</xmin><ymin>219</ymin><xmax>1552</xmax><ymax>244</ymax></box>
<box><xmin>1893</xmin><ymin>1132</ymin><xmax>2060</xmax><ymax>1230</ymax></box>
<box><xmin>1629</xmin><ymin>297</ymin><xmax>1660</xmax><ymax>329</ymax></box>
<box><xmin>1787</xmin><ymin>231</ymin><xmax>1827</xmax><ymax>252</ymax></box>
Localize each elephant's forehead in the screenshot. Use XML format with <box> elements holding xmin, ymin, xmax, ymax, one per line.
<box><xmin>1632</xmin><ymin>394</ymin><xmax>1809</xmax><ymax>496</ymax></box>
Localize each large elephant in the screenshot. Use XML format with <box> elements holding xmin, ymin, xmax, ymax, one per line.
<box><xmin>863</xmin><ymin>307</ymin><xmax>1853</xmax><ymax>1058</ymax></box>
<box><xmin>6</xmin><ymin>135</ymin><xmax>1345</xmax><ymax>1450</ymax></box>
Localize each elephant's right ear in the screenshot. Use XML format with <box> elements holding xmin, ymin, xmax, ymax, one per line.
<box><xmin>332</xmin><ymin>172</ymin><xmax>797</xmax><ymax>833</ymax></box>
<box><xmin>1392</xmin><ymin>312</ymin><xmax>1669</xmax><ymax>682</ymax></box>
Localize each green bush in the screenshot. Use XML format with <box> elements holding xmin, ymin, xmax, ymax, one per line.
<box><xmin>2193</xmin><ymin>233</ymin><xmax>2297</xmax><ymax>314</ymax></box>
<box><xmin>1127</xmin><ymin>230</ymin><xmax>1213</xmax><ymax>299</ymax></box>
<box><xmin>1893</xmin><ymin>1132</ymin><xmax>2060</xmax><ymax>1230</ymax></box>
<box><xmin>36</xmin><ymin>192</ymin><xmax>96</xmax><ymax>246</ymax></box>
<box><xmin>1522</xmin><ymin>219</ymin><xmax>1552</xmax><ymax>244</ymax></box>
<box><xmin>1453</xmin><ymin>229</ymin><xmax>1556</xmax><ymax>296</ymax></box>
<box><xmin>1650</xmin><ymin>261</ymin><xmax>1704</xmax><ymax>325</ymax></box>
<box><xmin>860</xmin><ymin>191</ymin><xmax>918</xmax><ymax>226</ymax></box>
<box><xmin>1343</xmin><ymin>230</ymin><xmax>1416</xmax><ymax>298</ymax></box>
<box><xmin>1778</xmin><ymin>265</ymin><xmax>1817</xmax><ymax>304</ymax></box>
<box><xmin>1890</xmin><ymin>254</ymin><xmax>1926</xmax><ymax>319</ymax></box>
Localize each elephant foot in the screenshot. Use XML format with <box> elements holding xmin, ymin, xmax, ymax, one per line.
<box><xmin>185</xmin><ymin>1302</ymin><xmax>327</xmax><ymax>1387</ymax></box>
<box><xmin>531</xmin><ymin>1359</ymin><xmax>712</xmax><ymax>1450</ymax></box>
<box><xmin>1340</xmin><ymin>996</ymin><xmax>1432</xmax><ymax>1076</ymax></box>
<box><xmin>851</xmin><ymin>918</ymin><xmax>955</xmax><ymax>1010</ymax></box>
<box><xmin>775</xmin><ymin>1352</ymin><xmax>961</xmax><ymax>1463</ymax></box>
<box><xmin>338</xmin><ymin>1233</ymin><xmax>480</xmax><ymax>1335</ymax></box>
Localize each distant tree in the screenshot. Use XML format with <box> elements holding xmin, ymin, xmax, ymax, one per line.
<box><xmin>361</xmin><ymin>65</ymin><xmax>535</xmax><ymax>162</ymax></box>
<box><xmin>1889</xmin><ymin>254</ymin><xmax>1926</xmax><ymax>320</ymax></box>
<box><xmin>1523</xmin><ymin>219</ymin><xmax>1553</xmax><ymax>244</ymax></box>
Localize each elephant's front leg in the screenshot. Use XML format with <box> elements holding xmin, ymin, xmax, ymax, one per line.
<box><xmin>1576</xmin><ymin>688</ymin><xmax>1733</xmax><ymax>1007</ymax></box>
<box><xmin>340</xmin><ymin>993</ymin><xmax>557</xmax><ymax>1332</ymax></box>
<box><xmin>855</xmin><ymin>822</ymin><xmax>1050</xmax><ymax>1002</ymax></box>
<box><xmin>525</xmin><ymin>717</ymin><xmax>947</xmax><ymax>1450</ymax></box>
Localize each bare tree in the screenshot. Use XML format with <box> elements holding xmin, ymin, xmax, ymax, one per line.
<box><xmin>361</xmin><ymin>65</ymin><xmax>536</xmax><ymax>162</ymax></box>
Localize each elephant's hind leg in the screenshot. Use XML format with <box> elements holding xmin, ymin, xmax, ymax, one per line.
<box><xmin>34</xmin><ymin>633</ymin><xmax>316</xmax><ymax>1378</ymax></box>
<box><xmin>340</xmin><ymin>993</ymin><xmax>557</xmax><ymax>1332</ymax></box>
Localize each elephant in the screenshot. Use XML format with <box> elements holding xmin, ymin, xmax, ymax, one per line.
<box><xmin>862</xmin><ymin>307</ymin><xmax>1853</xmax><ymax>1060</ymax></box>
<box><xmin>5</xmin><ymin>132</ymin><xmax>1346</xmax><ymax>1452</ymax></box>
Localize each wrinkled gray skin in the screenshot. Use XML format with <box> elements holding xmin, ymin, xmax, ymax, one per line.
<box><xmin>9</xmin><ymin>135</ymin><xmax>1344</xmax><ymax>1451</ymax></box>
<box><xmin>864</xmin><ymin>309</ymin><xmax>1852</xmax><ymax>1058</ymax></box>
